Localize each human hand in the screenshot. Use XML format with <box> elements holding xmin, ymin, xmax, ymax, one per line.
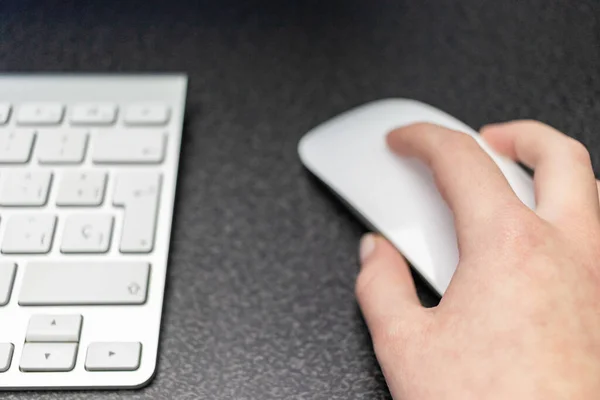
<box><xmin>356</xmin><ymin>121</ymin><xmax>600</xmax><ymax>399</ymax></box>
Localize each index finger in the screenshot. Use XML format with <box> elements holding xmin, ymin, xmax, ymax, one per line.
<box><xmin>387</xmin><ymin>123</ymin><xmax>526</xmax><ymax>250</ymax></box>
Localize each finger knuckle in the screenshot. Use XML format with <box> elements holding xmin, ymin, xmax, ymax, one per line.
<box><xmin>564</xmin><ymin>138</ymin><xmax>591</xmax><ymax>166</ymax></box>
<box><xmin>491</xmin><ymin>216</ymin><xmax>557</xmax><ymax>282</ymax></box>
<box><xmin>372</xmin><ymin>314</ymin><xmax>432</xmax><ymax>363</ymax></box>
<box><xmin>408</xmin><ymin>122</ymin><xmax>438</xmax><ymax>133</ymax></box>
<box><xmin>438</xmin><ymin>131</ymin><xmax>479</xmax><ymax>155</ymax></box>
<box><xmin>371</xmin><ymin>317</ymin><xmax>402</xmax><ymax>345</ymax></box>
<box><xmin>516</xmin><ymin>119</ymin><xmax>552</xmax><ymax>131</ymax></box>
<box><xmin>494</xmin><ymin>210</ymin><xmax>545</xmax><ymax>252</ymax></box>
<box><xmin>354</xmin><ymin>266</ymin><xmax>378</xmax><ymax>301</ymax></box>
<box><xmin>371</xmin><ymin>317</ymin><xmax>412</xmax><ymax>356</ymax></box>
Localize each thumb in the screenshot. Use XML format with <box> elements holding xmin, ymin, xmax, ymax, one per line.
<box><xmin>356</xmin><ymin>234</ymin><xmax>424</xmax><ymax>343</ymax></box>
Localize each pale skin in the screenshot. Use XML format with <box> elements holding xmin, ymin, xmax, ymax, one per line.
<box><xmin>356</xmin><ymin>121</ymin><xmax>600</xmax><ymax>399</ymax></box>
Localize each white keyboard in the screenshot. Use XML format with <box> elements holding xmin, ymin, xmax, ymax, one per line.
<box><xmin>0</xmin><ymin>75</ymin><xmax>187</xmax><ymax>390</ymax></box>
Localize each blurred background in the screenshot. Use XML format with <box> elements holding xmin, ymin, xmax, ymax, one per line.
<box><xmin>1</xmin><ymin>1</ymin><xmax>599</xmax><ymax>399</ymax></box>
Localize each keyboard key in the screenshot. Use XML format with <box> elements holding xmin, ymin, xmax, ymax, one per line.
<box><xmin>0</xmin><ymin>170</ymin><xmax>52</xmax><ymax>206</ymax></box>
<box><xmin>0</xmin><ymin>130</ymin><xmax>35</xmax><ymax>163</ymax></box>
<box><xmin>0</xmin><ymin>263</ymin><xmax>16</xmax><ymax>306</ymax></box>
<box><xmin>113</xmin><ymin>172</ymin><xmax>161</xmax><ymax>253</ymax></box>
<box><xmin>61</xmin><ymin>214</ymin><xmax>113</xmax><ymax>253</ymax></box>
<box><xmin>0</xmin><ymin>344</ymin><xmax>14</xmax><ymax>372</ymax></box>
<box><xmin>37</xmin><ymin>129</ymin><xmax>88</xmax><ymax>164</ymax></box>
<box><xmin>92</xmin><ymin>131</ymin><xmax>166</xmax><ymax>164</ymax></box>
<box><xmin>70</xmin><ymin>103</ymin><xmax>117</xmax><ymax>126</ymax></box>
<box><xmin>2</xmin><ymin>215</ymin><xmax>56</xmax><ymax>254</ymax></box>
<box><xmin>17</xmin><ymin>103</ymin><xmax>64</xmax><ymax>126</ymax></box>
<box><xmin>19</xmin><ymin>262</ymin><xmax>150</xmax><ymax>305</ymax></box>
<box><xmin>85</xmin><ymin>342</ymin><xmax>141</xmax><ymax>371</ymax></box>
<box><xmin>0</xmin><ymin>104</ymin><xmax>11</xmax><ymax>125</ymax></box>
<box><xmin>56</xmin><ymin>171</ymin><xmax>106</xmax><ymax>206</ymax></box>
<box><xmin>124</xmin><ymin>103</ymin><xmax>170</xmax><ymax>126</ymax></box>
<box><xmin>20</xmin><ymin>343</ymin><xmax>77</xmax><ymax>372</ymax></box>
<box><xmin>26</xmin><ymin>315</ymin><xmax>82</xmax><ymax>342</ymax></box>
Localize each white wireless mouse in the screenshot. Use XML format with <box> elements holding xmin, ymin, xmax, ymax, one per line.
<box><xmin>298</xmin><ymin>99</ymin><xmax>536</xmax><ymax>295</ymax></box>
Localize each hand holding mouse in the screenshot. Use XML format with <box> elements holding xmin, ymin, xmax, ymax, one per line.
<box><xmin>356</xmin><ymin>121</ymin><xmax>600</xmax><ymax>399</ymax></box>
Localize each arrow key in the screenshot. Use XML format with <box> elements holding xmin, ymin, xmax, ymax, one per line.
<box><xmin>0</xmin><ymin>343</ymin><xmax>14</xmax><ymax>372</ymax></box>
<box><xmin>26</xmin><ymin>315</ymin><xmax>82</xmax><ymax>342</ymax></box>
<box><xmin>85</xmin><ymin>342</ymin><xmax>141</xmax><ymax>371</ymax></box>
<box><xmin>20</xmin><ymin>343</ymin><xmax>77</xmax><ymax>372</ymax></box>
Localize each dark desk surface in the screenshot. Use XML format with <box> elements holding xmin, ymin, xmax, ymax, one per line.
<box><xmin>2</xmin><ymin>0</ymin><xmax>599</xmax><ymax>398</ymax></box>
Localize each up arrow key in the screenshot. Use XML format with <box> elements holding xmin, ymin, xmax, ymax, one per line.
<box><xmin>25</xmin><ymin>315</ymin><xmax>82</xmax><ymax>342</ymax></box>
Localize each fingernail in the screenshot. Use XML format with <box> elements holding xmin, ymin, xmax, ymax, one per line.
<box><xmin>360</xmin><ymin>234</ymin><xmax>377</xmax><ymax>264</ymax></box>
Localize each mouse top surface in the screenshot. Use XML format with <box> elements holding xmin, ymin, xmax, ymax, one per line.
<box><xmin>299</xmin><ymin>98</ymin><xmax>535</xmax><ymax>295</ymax></box>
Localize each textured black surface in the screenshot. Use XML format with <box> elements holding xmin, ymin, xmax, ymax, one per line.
<box><xmin>1</xmin><ymin>0</ymin><xmax>599</xmax><ymax>398</ymax></box>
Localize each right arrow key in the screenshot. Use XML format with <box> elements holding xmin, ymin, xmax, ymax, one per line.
<box><xmin>85</xmin><ymin>342</ymin><xmax>141</xmax><ymax>371</ymax></box>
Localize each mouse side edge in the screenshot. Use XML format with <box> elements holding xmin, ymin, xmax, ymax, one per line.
<box><xmin>299</xmin><ymin>158</ymin><xmax>445</xmax><ymax>298</ymax></box>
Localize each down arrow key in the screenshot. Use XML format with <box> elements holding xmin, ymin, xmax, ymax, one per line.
<box><xmin>20</xmin><ymin>343</ymin><xmax>77</xmax><ymax>372</ymax></box>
